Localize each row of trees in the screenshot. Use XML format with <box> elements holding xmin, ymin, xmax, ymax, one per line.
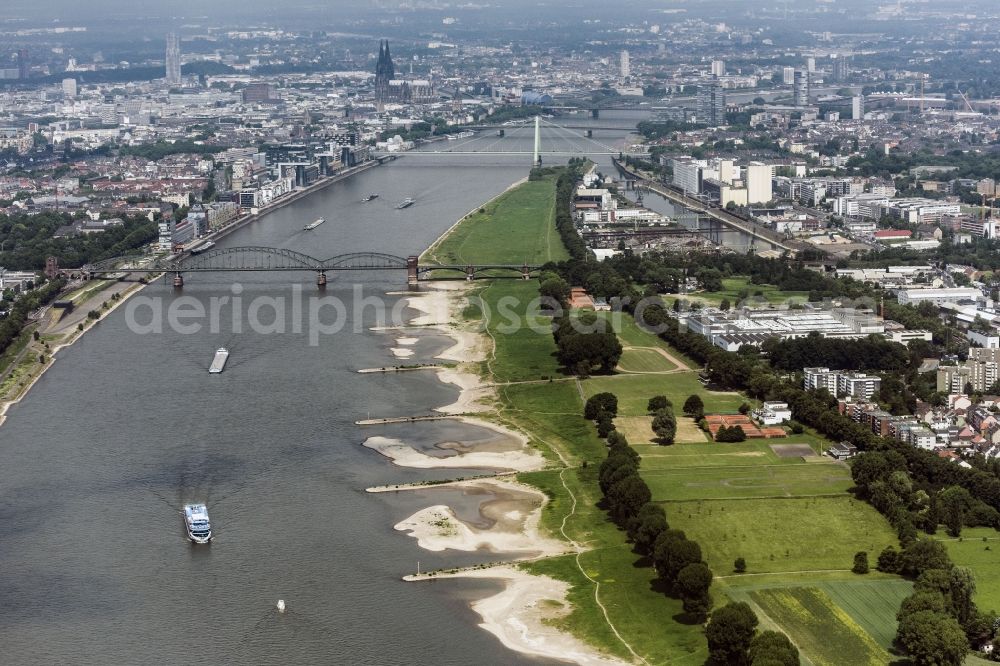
<box><xmin>706</xmin><ymin>602</ymin><xmax>800</xmax><ymax>666</ymax></box>
<box><xmin>0</xmin><ymin>277</ymin><xmax>66</xmax><ymax>358</ymax></box>
<box><xmin>590</xmin><ymin>397</ymin><xmax>715</xmax><ymax>620</ymax></box>
<box><xmin>852</xmin><ymin>450</ymin><xmax>1000</xmax><ymax>543</ymax></box>
<box><xmin>876</xmin><ymin>537</ymin><xmax>992</xmax><ymax>664</ymax></box>
<box><xmin>763</xmin><ymin>332</ymin><xmax>910</xmax><ymax>373</ymax></box>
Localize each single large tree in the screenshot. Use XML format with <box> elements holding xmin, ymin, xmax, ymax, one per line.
<box><xmin>682</xmin><ymin>394</ymin><xmax>704</xmax><ymax>418</ymax></box>
<box><xmin>748</xmin><ymin>630</ymin><xmax>799</xmax><ymax>666</ymax></box>
<box><xmin>896</xmin><ymin>610</ymin><xmax>969</xmax><ymax>666</ymax></box>
<box><xmin>706</xmin><ymin>602</ymin><xmax>759</xmax><ymax>666</ymax></box>
<box><xmin>676</xmin><ymin>562</ymin><xmax>713</xmax><ymax>619</ymax></box>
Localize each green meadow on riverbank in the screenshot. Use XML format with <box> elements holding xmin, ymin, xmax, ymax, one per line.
<box><xmin>421</xmin><ymin>175</ymin><xmax>568</xmax><ymax>266</ymax></box>
<box><xmin>430</xmin><ymin>173</ymin><xmax>907</xmax><ymax>665</ymax></box>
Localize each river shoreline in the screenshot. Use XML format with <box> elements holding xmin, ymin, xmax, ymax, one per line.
<box><xmin>0</xmin><ymin>159</ymin><xmax>384</xmax><ymax>429</ymax></box>
<box><xmin>0</xmin><ymin>278</ymin><xmax>149</xmax><ymax>428</ymax></box>
<box><xmin>369</xmin><ymin>280</ymin><xmax>628</xmax><ymax>666</ymax></box>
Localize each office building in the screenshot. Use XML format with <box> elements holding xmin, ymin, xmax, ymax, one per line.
<box><xmin>62</xmin><ymin>78</ymin><xmax>77</xmax><ymax>98</ymax></box>
<box><xmin>165</xmin><ymin>32</ymin><xmax>182</xmax><ymax>85</ymax></box>
<box><xmin>242</xmin><ymin>83</ymin><xmax>277</xmax><ymax>104</ymax></box>
<box><xmin>18</xmin><ymin>48</ymin><xmax>28</xmax><ymax>80</ymax></box>
<box><xmin>744</xmin><ymin>162</ymin><xmax>773</xmax><ymax>204</ymax></box>
<box><xmin>711</xmin><ymin>59</ymin><xmax>725</xmax><ymax>77</ymax></box>
<box><xmin>619</xmin><ymin>50</ymin><xmax>630</xmax><ymax>78</ymax></box>
<box><xmin>782</xmin><ymin>66</ymin><xmax>795</xmax><ymax>85</ymax></box>
<box><xmin>831</xmin><ymin>55</ymin><xmax>848</xmax><ymax>81</ymax></box>
<box><xmin>793</xmin><ymin>70</ymin><xmax>810</xmax><ymax>107</ymax></box>
<box><xmin>697</xmin><ymin>77</ymin><xmax>726</xmax><ymax>126</ymax></box>
<box><xmin>806</xmin><ymin>56</ymin><xmax>816</xmax><ymax>72</ymax></box>
<box><xmin>852</xmin><ymin>95</ymin><xmax>865</xmax><ymax>120</ymax></box>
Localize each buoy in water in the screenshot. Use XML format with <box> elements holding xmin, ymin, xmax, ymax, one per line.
<box><xmin>276</xmin><ymin>599</ymin><xmax>286</xmax><ymax>613</ymax></box>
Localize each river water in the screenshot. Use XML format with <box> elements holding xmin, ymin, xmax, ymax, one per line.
<box><xmin>0</xmin><ymin>115</ymin><xmax>644</xmax><ymax>665</ymax></box>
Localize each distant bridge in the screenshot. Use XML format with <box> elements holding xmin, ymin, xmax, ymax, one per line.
<box><xmin>84</xmin><ymin>246</ymin><xmax>542</xmax><ymax>287</ymax></box>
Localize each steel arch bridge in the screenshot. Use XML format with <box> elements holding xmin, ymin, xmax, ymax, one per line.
<box><xmin>84</xmin><ymin>246</ymin><xmax>542</xmax><ymax>287</ymax></box>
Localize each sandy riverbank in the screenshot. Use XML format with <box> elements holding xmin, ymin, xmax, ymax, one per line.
<box><xmin>410</xmin><ymin>567</ymin><xmax>627</xmax><ymax>666</ymax></box>
<box><xmin>393</xmin><ymin>478</ymin><xmax>566</xmax><ymax>557</ymax></box>
<box><xmin>370</xmin><ymin>281</ymin><xmax>628</xmax><ymax>666</ymax></box>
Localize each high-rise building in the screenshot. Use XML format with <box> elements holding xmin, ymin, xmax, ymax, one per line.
<box><xmin>745</xmin><ymin>162</ymin><xmax>773</xmax><ymax>204</ymax></box>
<box><xmin>62</xmin><ymin>78</ymin><xmax>77</xmax><ymax>98</ymax></box>
<box><xmin>852</xmin><ymin>95</ymin><xmax>865</xmax><ymax>120</ymax></box>
<box><xmin>782</xmin><ymin>66</ymin><xmax>795</xmax><ymax>85</ymax></box>
<box><xmin>17</xmin><ymin>48</ymin><xmax>28</xmax><ymax>80</ymax></box>
<box><xmin>697</xmin><ymin>77</ymin><xmax>726</xmax><ymax>126</ymax></box>
<box><xmin>711</xmin><ymin>59</ymin><xmax>726</xmax><ymax>77</ymax></box>
<box><xmin>831</xmin><ymin>55</ymin><xmax>848</xmax><ymax>82</ymax></box>
<box><xmin>165</xmin><ymin>32</ymin><xmax>182</xmax><ymax>85</ymax></box>
<box><xmin>793</xmin><ymin>70</ymin><xmax>810</xmax><ymax>107</ymax></box>
<box><xmin>619</xmin><ymin>50</ymin><xmax>630</xmax><ymax>78</ymax></box>
<box><xmin>806</xmin><ymin>56</ymin><xmax>816</xmax><ymax>73</ymax></box>
<box><xmin>374</xmin><ymin>39</ymin><xmax>396</xmax><ymax>104</ymax></box>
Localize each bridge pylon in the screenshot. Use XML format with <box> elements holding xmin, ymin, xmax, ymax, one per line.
<box><xmin>406</xmin><ymin>256</ymin><xmax>419</xmax><ymax>287</ymax></box>
<box><xmin>465</xmin><ymin>265</ymin><xmax>475</xmax><ymax>281</ymax></box>
<box><xmin>521</xmin><ymin>263</ymin><xmax>531</xmax><ymax>280</ymax></box>
<box><xmin>316</xmin><ymin>270</ymin><xmax>327</xmax><ymax>288</ymax></box>
<box><xmin>172</xmin><ymin>272</ymin><xmax>184</xmax><ymax>289</ymax></box>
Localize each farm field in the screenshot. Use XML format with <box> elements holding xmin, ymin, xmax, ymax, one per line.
<box><xmin>643</xmin><ymin>461</ymin><xmax>854</xmax><ymax>501</ymax></box>
<box><xmin>723</xmin><ymin>576</ymin><xmax>912</xmax><ymax>651</ymax></box>
<box><xmin>747</xmin><ymin>587</ymin><xmax>892</xmax><ymax>666</ymax></box>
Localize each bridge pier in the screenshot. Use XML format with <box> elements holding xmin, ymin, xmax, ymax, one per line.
<box><xmin>521</xmin><ymin>263</ymin><xmax>531</xmax><ymax>280</ymax></box>
<box><xmin>406</xmin><ymin>256</ymin><xmax>419</xmax><ymax>287</ymax></box>
<box><xmin>172</xmin><ymin>272</ymin><xmax>184</xmax><ymax>289</ymax></box>
<box><xmin>465</xmin><ymin>265</ymin><xmax>475</xmax><ymax>281</ymax></box>
<box><xmin>316</xmin><ymin>271</ymin><xmax>327</xmax><ymax>288</ymax></box>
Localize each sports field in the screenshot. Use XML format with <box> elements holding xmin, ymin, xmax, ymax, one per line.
<box><xmin>616</xmin><ymin>347</ymin><xmax>681</xmax><ymax>373</ymax></box>
<box><xmin>643</xmin><ymin>461</ymin><xmax>854</xmax><ymax>501</ymax></box>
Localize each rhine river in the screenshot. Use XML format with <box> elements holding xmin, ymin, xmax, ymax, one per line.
<box><xmin>0</xmin><ymin>113</ymin><xmax>645</xmax><ymax>664</ymax></box>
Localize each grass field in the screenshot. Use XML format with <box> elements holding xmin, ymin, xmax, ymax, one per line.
<box><xmin>616</xmin><ymin>414</ymin><xmax>709</xmax><ymax>445</ymax></box>
<box><xmin>471</xmin><ymin>280</ymin><xmax>709</xmax><ymax>663</ymax></box>
<box><xmin>582</xmin><ymin>372</ymin><xmax>747</xmax><ymax>416</ymax></box>
<box><xmin>666</xmin><ymin>277</ymin><xmax>809</xmax><ymax>309</ymax></box>
<box><xmin>617</xmin><ymin>348</ymin><xmax>680</xmax><ymax>373</ymax></box>
<box><xmin>643</xmin><ymin>462</ymin><xmax>854</xmax><ymax>501</ymax></box>
<box><xmin>666</xmin><ymin>496</ymin><xmax>897</xmax><ymax>575</ymax></box>
<box><xmin>937</xmin><ymin>529</ymin><xmax>1000</xmax><ymax>612</ymax></box>
<box><xmin>747</xmin><ymin>587</ymin><xmax>891</xmax><ymax>666</ymax></box>
<box><xmin>422</xmin><ymin>176</ymin><xmax>567</xmax><ymax>266</ymax></box>
<box><xmin>634</xmin><ymin>440</ymin><xmax>825</xmax><ymax>469</ymax></box>
<box><xmin>595</xmin><ymin>311</ymin><xmax>696</xmax><ymax>369</ymax></box>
